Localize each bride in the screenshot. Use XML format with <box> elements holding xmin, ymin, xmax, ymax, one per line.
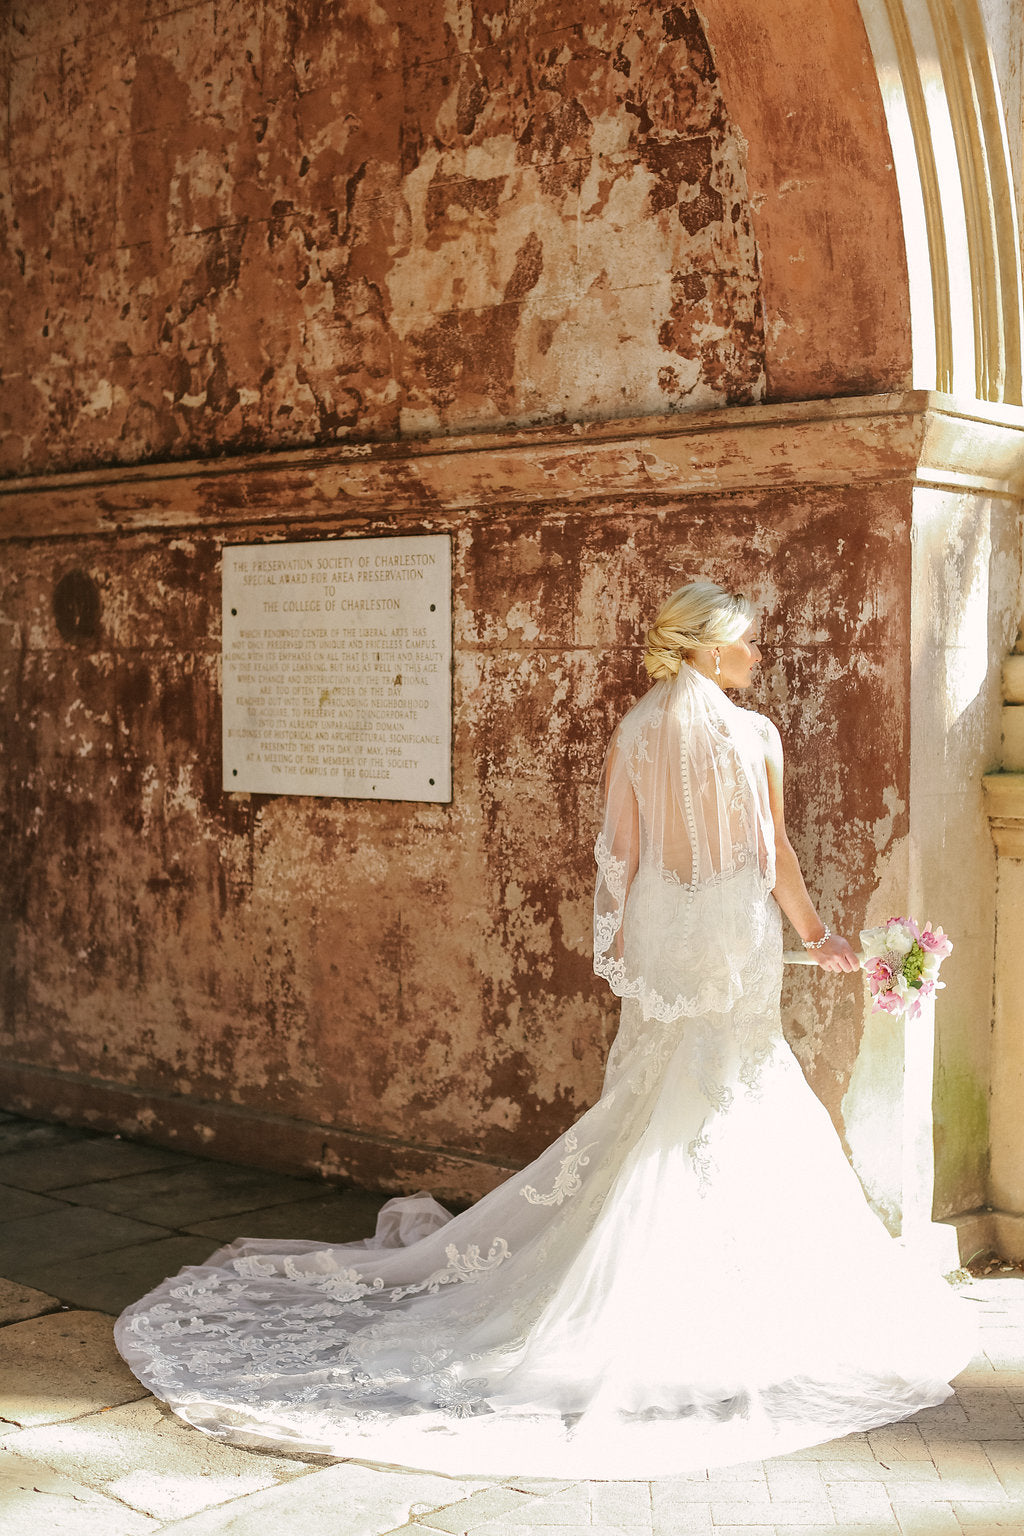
<box><xmin>115</xmin><ymin>579</ymin><xmax>975</xmax><ymax>1478</ymax></box>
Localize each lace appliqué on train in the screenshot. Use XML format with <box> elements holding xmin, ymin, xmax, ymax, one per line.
<box><xmin>120</xmin><ymin>1232</ymin><xmax>515</xmax><ymax>1424</ymax></box>
<box><xmin>521</xmin><ymin>1130</ymin><xmax>594</xmax><ymax>1206</ymax></box>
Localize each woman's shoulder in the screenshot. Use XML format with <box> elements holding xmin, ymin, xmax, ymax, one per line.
<box><xmin>736</xmin><ymin>705</ymin><xmax>781</xmax><ymax>750</ymax></box>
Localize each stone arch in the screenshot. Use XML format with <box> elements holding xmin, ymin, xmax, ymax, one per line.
<box><xmin>698</xmin><ymin>0</ymin><xmax>1023</xmax><ymax>405</ymax></box>
<box><xmin>859</xmin><ymin>0</ymin><xmax>1023</xmax><ymax>405</ymax></box>
<box><xmin>698</xmin><ymin>0</ymin><xmax>914</xmax><ymax>400</ymax></box>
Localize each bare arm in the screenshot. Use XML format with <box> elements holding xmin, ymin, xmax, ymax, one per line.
<box><xmin>762</xmin><ymin>721</ymin><xmax>860</xmax><ymax>974</ymax></box>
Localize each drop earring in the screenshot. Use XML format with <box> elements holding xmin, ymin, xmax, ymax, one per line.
<box><xmin>714</xmin><ymin>651</ymin><xmax>721</xmax><ymax>677</ymax></box>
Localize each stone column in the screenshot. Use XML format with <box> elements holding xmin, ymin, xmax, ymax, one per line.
<box><xmin>836</xmin><ymin>409</ymin><xmax>1024</xmax><ymax>1269</ymax></box>
<box><xmin>983</xmin><ymin>652</ymin><xmax>1024</xmax><ymax>1259</ymax></box>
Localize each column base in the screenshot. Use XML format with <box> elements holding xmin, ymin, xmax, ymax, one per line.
<box><xmin>941</xmin><ymin>1207</ymin><xmax>1024</xmax><ymax>1265</ymax></box>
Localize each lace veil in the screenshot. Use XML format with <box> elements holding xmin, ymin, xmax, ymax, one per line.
<box><xmin>594</xmin><ymin>661</ymin><xmax>777</xmax><ymax>1022</ymax></box>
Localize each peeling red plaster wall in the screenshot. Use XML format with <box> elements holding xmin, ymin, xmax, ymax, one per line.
<box><xmin>0</xmin><ymin>0</ymin><xmax>917</xmax><ymax>1194</ymax></box>
<box><xmin>700</xmin><ymin>0</ymin><xmax>912</xmax><ymax>399</ymax></box>
<box><xmin>2</xmin><ymin>0</ymin><xmax>767</xmax><ymax>477</ymax></box>
<box><xmin>0</xmin><ymin>485</ymin><xmax>907</xmax><ymax>1194</ymax></box>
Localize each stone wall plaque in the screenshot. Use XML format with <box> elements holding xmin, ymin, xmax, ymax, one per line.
<box><xmin>222</xmin><ymin>534</ymin><xmax>452</xmax><ymax>801</ymax></box>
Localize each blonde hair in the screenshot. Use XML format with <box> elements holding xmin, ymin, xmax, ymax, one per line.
<box><xmin>643</xmin><ymin>579</ymin><xmax>756</xmax><ymax>681</ymax></box>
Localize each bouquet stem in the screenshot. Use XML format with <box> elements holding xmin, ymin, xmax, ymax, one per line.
<box><xmin>783</xmin><ymin>950</ymin><xmax>865</xmax><ymax>966</ymax></box>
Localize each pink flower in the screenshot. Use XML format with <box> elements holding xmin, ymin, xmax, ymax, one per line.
<box><xmin>866</xmin><ymin>958</ymin><xmax>894</xmax><ymax>996</ymax></box>
<box><xmin>874</xmin><ymin>990</ymin><xmax>904</xmax><ymax>1015</ymax></box>
<box><xmin>919</xmin><ymin>923</ymin><xmax>953</xmax><ymax>957</ymax></box>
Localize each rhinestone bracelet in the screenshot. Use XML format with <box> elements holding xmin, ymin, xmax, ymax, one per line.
<box><xmin>802</xmin><ymin>925</ymin><xmax>832</xmax><ymax>950</ymax></box>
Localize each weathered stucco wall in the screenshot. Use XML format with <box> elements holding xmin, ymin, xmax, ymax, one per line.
<box><xmin>0</xmin><ymin>416</ymin><xmax>911</xmax><ymax>1199</ymax></box>
<box><xmin>3</xmin><ymin>0</ymin><xmax>773</xmax><ymax>477</ymax></box>
<box><xmin>1</xmin><ymin>0</ymin><xmax>913</xmax><ymax>479</ymax></box>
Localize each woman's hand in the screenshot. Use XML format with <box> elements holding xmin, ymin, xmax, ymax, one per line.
<box><xmin>809</xmin><ymin>935</ymin><xmax>861</xmax><ymax>973</ymax></box>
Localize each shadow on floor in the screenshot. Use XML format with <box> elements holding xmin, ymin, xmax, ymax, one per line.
<box><xmin>0</xmin><ymin>1111</ymin><xmax>385</xmax><ymax>1315</ymax></box>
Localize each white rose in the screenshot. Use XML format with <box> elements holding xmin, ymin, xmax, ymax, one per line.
<box><xmin>884</xmin><ymin>925</ymin><xmax>915</xmax><ymax>957</ymax></box>
<box><xmin>859</xmin><ymin>926</ymin><xmax>891</xmax><ymax>959</ymax></box>
<box><xmin>921</xmin><ymin>952</ymin><xmax>942</xmax><ymax>982</ymax></box>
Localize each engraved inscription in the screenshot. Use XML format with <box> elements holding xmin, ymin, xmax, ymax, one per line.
<box><xmin>222</xmin><ymin>535</ymin><xmax>452</xmax><ymax>801</ymax></box>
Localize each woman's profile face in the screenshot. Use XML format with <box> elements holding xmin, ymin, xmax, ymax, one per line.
<box><xmin>719</xmin><ymin>621</ymin><xmax>762</xmax><ymax>689</ymax></box>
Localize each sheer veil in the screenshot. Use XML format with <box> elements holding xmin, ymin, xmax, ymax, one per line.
<box><xmin>594</xmin><ymin>661</ymin><xmax>778</xmax><ymax>1024</ymax></box>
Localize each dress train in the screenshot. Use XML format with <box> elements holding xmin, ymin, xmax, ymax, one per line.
<box><xmin>115</xmin><ymin>885</ymin><xmax>975</xmax><ymax>1478</ymax></box>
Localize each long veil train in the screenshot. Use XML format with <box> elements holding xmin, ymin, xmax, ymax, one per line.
<box><xmin>115</xmin><ymin>665</ymin><xmax>975</xmax><ymax>1478</ymax></box>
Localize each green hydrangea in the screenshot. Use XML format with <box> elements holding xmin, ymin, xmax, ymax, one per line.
<box><xmin>903</xmin><ymin>940</ymin><xmax>925</xmax><ymax>989</ymax></box>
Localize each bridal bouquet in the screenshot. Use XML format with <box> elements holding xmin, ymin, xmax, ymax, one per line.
<box><xmin>860</xmin><ymin>917</ymin><xmax>953</xmax><ymax>1021</ymax></box>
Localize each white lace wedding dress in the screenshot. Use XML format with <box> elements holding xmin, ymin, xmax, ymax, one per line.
<box><xmin>115</xmin><ymin>667</ymin><xmax>975</xmax><ymax>1478</ymax></box>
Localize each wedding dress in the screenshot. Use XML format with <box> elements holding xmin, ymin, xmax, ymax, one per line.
<box><xmin>115</xmin><ymin>664</ymin><xmax>975</xmax><ymax>1478</ymax></box>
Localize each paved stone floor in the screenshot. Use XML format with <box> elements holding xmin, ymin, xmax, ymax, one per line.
<box><xmin>0</xmin><ymin>1111</ymin><xmax>1022</xmax><ymax>1536</ymax></box>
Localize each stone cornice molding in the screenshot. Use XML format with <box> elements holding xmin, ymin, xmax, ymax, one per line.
<box><xmin>1</xmin><ymin>392</ymin><xmax>1023</xmax><ymax>539</ymax></box>
<box><xmin>983</xmin><ymin>773</ymin><xmax>1024</xmax><ymax>858</ymax></box>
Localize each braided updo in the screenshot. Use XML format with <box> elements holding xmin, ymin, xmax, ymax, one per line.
<box><xmin>643</xmin><ymin>579</ymin><xmax>756</xmax><ymax>681</ymax></box>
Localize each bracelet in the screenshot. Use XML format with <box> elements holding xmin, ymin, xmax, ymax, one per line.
<box><xmin>802</xmin><ymin>925</ymin><xmax>832</xmax><ymax>950</ymax></box>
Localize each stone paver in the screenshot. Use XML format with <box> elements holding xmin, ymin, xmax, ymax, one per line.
<box><xmin>6</xmin><ymin>1396</ymin><xmax>312</xmax><ymax>1521</ymax></box>
<box><xmin>713</xmin><ymin>1498</ymin><xmax>834</xmax><ymax>1525</ymax></box>
<box><xmin>0</xmin><ymin>1205</ymin><xmax>172</xmax><ymax>1278</ymax></box>
<box><xmin>0</xmin><ymin>1309</ymin><xmax>149</xmax><ymax>1426</ymax></box>
<box><xmin>784</xmin><ymin>1432</ymin><xmax>878</xmax><ymax>1461</ymax></box>
<box><xmin>183</xmin><ymin>1189</ymin><xmax>384</xmax><ymax>1243</ymax></box>
<box><xmin>0</xmin><ymin>1138</ymin><xmax>198</xmax><ymax>1194</ymax></box>
<box><xmin>155</xmin><ymin>1462</ymin><xmax>491</xmax><ymax>1535</ymax></box>
<box><xmin>983</xmin><ymin>1438</ymin><xmax>1024</xmax><ymax>1493</ymax></box>
<box><xmin>890</xmin><ymin>1502</ymin><xmax>962</xmax><ymax>1533</ymax></box>
<box><xmin>953</xmin><ymin>1505</ymin><xmax>1024</xmax><ymax>1527</ymax></box>
<box><xmin>644</xmin><ymin>1505</ymin><xmax>714</xmax><ymax>1535</ymax></box>
<box><xmin>763</xmin><ymin>1464</ymin><xmax>827</xmax><ymax>1498</ymax></box>
<box><xmin>55</xmin><ymin>1162</ymin><xmax>330</xmax><ymax>1229</ymax></box>
<box><xmin>414</xmin><ymin>1529</ymin><xmax>639</xmax><ymax>1536</ymax></box>
<box><xmin>20</xmin><ymin>1233</ymin><xmax>224</xmax><ymax>1315</ymax></box>
<box><xmin>589</xmin><ymin>1483</ymin><xmax>653</xmax><ymax>1526</ymax></box>
<box><xmin>0</xmin><ymin>1276</ymin><xmax>61</xmax><ymax>1325</ymax></box>
<box><xmin>466</xmin><ymin>1527</ymin><xmax>641</xmax><ymax>1536</ymax></box>
<box><xmin>0</xmin><ymin>1114</ymin><xmax>1022</xmax><ymax>1536</ymax></box>
<box><xmin>0</xmin><ymin>1446</ymin><xmax>160</xmax><ymax>1535</ymax></box>
<box><xmin>418</xmin><ymin>1486</ymin><xmax>543</xmax><ymax>1531</ymax></box>
<box><xmin>0</xmin><ymin>1182</ymin><xmax>69</xmax><ymax>1221</ymax></box>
